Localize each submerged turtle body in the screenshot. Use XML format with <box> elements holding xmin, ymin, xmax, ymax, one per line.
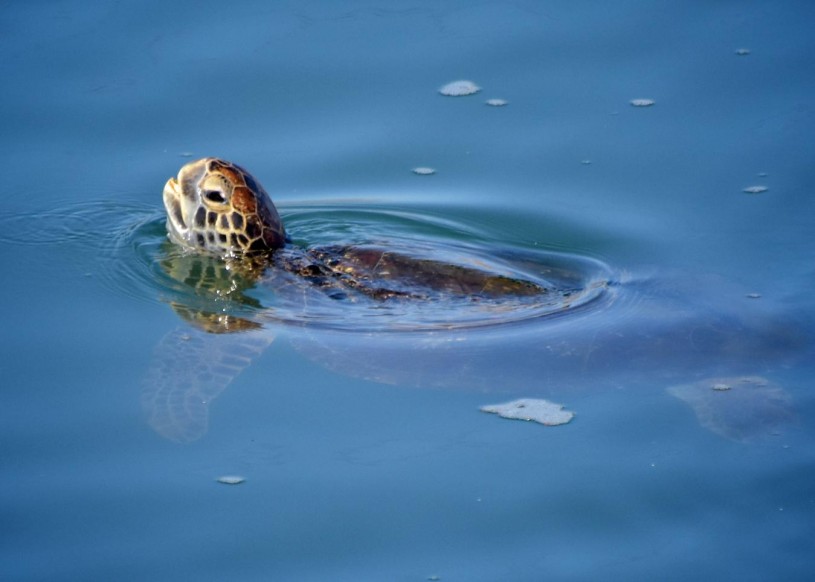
<box><xmin>163</xmin><ymin>157</ymin><xmax>547</xmax><ymax>307</ymax></box>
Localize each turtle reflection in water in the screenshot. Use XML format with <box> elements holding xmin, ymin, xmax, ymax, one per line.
<box><xmin>142</xmin><ymin>158</ymin><xmax>798</xmax><ymax>443</ymax></box>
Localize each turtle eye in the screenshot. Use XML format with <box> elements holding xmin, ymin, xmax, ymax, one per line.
<box><xmin>204</xmin><ymin>189</ymin><xmax>227</xmax><ymax>204</ymax></box>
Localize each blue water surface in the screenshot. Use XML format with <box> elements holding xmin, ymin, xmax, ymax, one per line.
<box><xmin>2</xmin><ymin>1</ymin><xmax>814</xmax><ymax>581</ymax></box>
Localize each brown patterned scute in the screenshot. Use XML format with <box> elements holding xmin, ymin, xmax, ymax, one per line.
<box><xmin>262</xmin><ymin>224</ymin><xmax>285</xmax><ymax>249</ymax></box>
<box><xmin>231</xmin><ymin>186</ymin><xmax>257</xmax><ymax>214</ymax></box>
<box><xmin>206</xmin><ymin>158</ymin><xmax>228</xmax><ymax>173</ymax></box>
<box><xmin>219</xmin><ymin>165</ymin><xmax>244</xmax><ymax>187</ymax></box>
<box><xmin>258</xmin><ymin>204</ymin><xmax>286</xmax><ymax>249</ymax></box>
<box><xmin>199</xmin><ymin>158</ymin><xmax>286</xmax><ymax>251</ymax></box>
<box><xmin>206</xmin><ymin>158</ymin><xmax>243</xmax><ymax>187</ymax></box>
<box><xmin>249</xmin><ymin>237</ymin><xmax>268</xmax><ymax>252</ymax></box>
<box><xmin>244</xmin><ymin>215</ymin><xmax>262</xmax><ymax>239</ymax></box>
<box><xmin>238</xmin><ymin>168</ymin><xmax>261</xmax><ymax>194</ymax></box>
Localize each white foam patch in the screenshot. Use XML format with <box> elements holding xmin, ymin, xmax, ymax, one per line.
<box><xmin>480</xmin><ymin>398</ymin><xmax>575</xmax><ymax>426</ymax></box>
<box><xmin>630</xmin><ymin>98</ymin><xmax>655</xmax><ymax>107</ymax></box>
<box><xmin>439</xmin><ymin>80</ymin><xmax>481</xmax><ymax>96</ymax></box>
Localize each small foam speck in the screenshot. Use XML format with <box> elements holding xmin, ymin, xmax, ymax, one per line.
<box><xmin>485</xmin><ymin>98</ymin><xmax>508</xmax><ymax>107</ymax></box>
<box><xmin>630</xmin><ymin>98</ymin><xmax>655</xmax><ymax>107</ymax></box>
<box><xmin>439</xmin><ymin>80</ymin><xmax>480</xmax><ymax>97</ymax></box>
<box><xmin>217</xmin><ymin>475</ymin><xmax>246</xmax><ymax>485</ymax></box>
<box><xmin>412</xmin><ymin>167</ymin><xmax>436</xmax><ymax>176</ymax></box>
<box><xmin>743</xmin><ymin>185</ymin><xmax>768</xmax><ymax>194</ymax></box>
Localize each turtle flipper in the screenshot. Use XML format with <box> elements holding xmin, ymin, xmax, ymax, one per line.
<box><xmin>141</xmin><ymin>319</ymin><xmax>273</xmax><ymax>443</ymax></box>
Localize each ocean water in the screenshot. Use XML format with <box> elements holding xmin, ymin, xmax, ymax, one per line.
<box><xmin>1</xmin><ymin>1</ymin><xmax>814</xmax><ymax>580</ymax></box>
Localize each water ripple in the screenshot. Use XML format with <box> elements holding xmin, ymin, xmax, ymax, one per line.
<box><xmin>2</xmin><ymin>199</ymin><xmax>620</xmax><ymax>332</ymax></box>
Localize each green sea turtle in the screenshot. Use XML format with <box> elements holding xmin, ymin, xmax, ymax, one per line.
<box><xmin>144</xmin><ymin>157</ymin><xmax>595</xmax><ymax>441</ymax></box>
<box><xmin>161</xmin><ymin>157</ymin><xmax>549</xmax><ymax>305</ymax></box>
<box><xmin>142</xmin><ymin>158</ymin><xmax>801</xmax><ymax>444</ymax></box>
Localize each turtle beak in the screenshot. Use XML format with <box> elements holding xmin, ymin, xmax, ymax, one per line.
<box><xmin>164</xmin><ymin>176</ymin><xmax>178</xmax><ymax>196</ymax></box>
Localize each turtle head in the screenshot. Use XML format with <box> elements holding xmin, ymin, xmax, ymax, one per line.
<box><xmin>163</xmin><ymin>158</ymin><xmax>287</xmax><ymax>256</ymax></box>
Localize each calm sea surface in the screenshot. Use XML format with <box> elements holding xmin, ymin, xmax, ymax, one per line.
<box><xmin>2</xmin><ymin>1</ymin><xmax>814</xmax><ymax>580</ymax></box>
